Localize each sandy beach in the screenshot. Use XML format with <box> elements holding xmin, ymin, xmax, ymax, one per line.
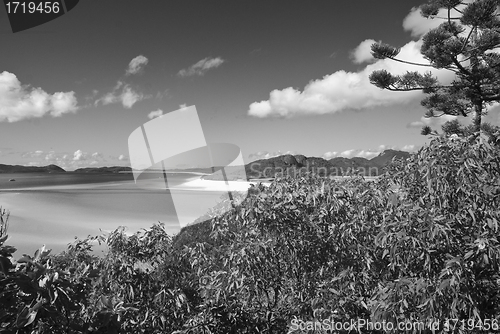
<box><xmin>0</xmin><ymin>173</ymin><xmax>260</xmax><ymax>256</ymax></box>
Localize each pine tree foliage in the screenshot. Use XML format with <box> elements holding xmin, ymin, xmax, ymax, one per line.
<box><xmin>369</xmin><ymin>0</ymin><xmax>500</xmax><ymax>132</ymax></box>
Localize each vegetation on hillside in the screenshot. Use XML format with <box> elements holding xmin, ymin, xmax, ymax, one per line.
<box><xmin>1</xmin><ymin>133</ymin><xmax>499</xmax><ymax>333</ymax></box>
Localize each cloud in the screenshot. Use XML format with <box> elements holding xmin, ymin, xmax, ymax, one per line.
<box><xmin>0</xmin><ymin>71</ymin><xmax>78</xmax><ymax>122</ymax></box>
<box><xmin>18</xmin><ymin>149</ymin><xmax>127</xmax><ymax>170</ymax></box>
<box><xmin>248</xmin><ymin>3</ymin><xmax>464</xmax><ymax>119</ymax></box>
<box><xmin>126</xmin><ymin>55</ymin><xmax>148</xmax><ymax>75</ymax></box>
<box><xmin>323</xmin><ymin>144</ymin><xmax>420</xmax><ymax>160</ymax></box>
<box><xmin>350</xmin><ymin>39</ymin><xmax>377</xmax><ymax>64</ymax></box>
<box><xmin>148</xmin><ymin>109</ymin><xmax>163</xmax><ymax>119</ymax></box>
<box><xmin>402</xmin><ymin>2</ymin><xmax>471</xmax><ymax>38</ymax></box>
<box><xmin>178</xmin><ymin>57</ymin><xmax>225</xmax><ymax>77</ymax></box>
<box><xmin>73</xmin><ymin>149</ymin><xmax>87</xmax><ymax>161</ymax></box>
<box><xmin>22</xmin><ymin>150</ymin><xmax>44</xmax><ymax>158</ymax></box>
<box><xmin>402</xmin><ymin>7</ymin><xmax>444</xmax><ymax>38</ymax></box>
<box><xmin>156</xmin><ymin>89</ymin><xmax>170</xmax><ymax>100</ymax></box>
<box><xmin>96</xmin><ymin>81</ymin><xmax>146</xmax><ymax>109</ymax></box>
<box><xmin>401</xmin><ymin>144</ymin><xmax>419</xmax><ymax>152</ymax></box>
<box><xmin>248</xmin><ymin>37</ymin><xmax>456</xmax><ymax>118</ymax></box>
<box><xmin>324</xmin><ymin>149</ymin><xmax>380</xmax><ymax>160</ymax></box>
<box><xmin>407</xmin><ymin>114</ymin><xmax>466</xmax><ymax>129</ymax></box>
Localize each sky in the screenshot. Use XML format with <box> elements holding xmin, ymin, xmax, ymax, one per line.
<box><xmin>1</xmin><ymin>0</ymin><xmax>499</xmax><ymax>170</ymax></box>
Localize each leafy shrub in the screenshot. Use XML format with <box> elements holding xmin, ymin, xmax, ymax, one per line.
<box><xmin>371</xmin><ymin>133</ymin><xmax>500</xmax><ymax>328</ymax></box>
<box><xmin>1</xmin><ymin>133</ymin><xmax>499</xmax><ymax>333</ymax></box>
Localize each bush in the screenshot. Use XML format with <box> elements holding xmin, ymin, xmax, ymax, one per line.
<box><xmin>1</xmin><ymin>133</ymin><xmax>499</xmax><ymax>333</ymax></box>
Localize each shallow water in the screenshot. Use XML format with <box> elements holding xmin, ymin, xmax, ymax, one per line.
<box><xmin>0</xmin><ymin>173</ymin><xmax>247</xmax><ymax>256</ymax></box>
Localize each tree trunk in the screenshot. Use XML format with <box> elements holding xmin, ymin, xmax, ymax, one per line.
<box><xmin>473</xmin><ymin>101</ymin><xmax>482</xmax><ymax>133</ymax></box>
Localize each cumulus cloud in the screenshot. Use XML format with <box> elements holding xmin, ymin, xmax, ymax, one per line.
<box><xmin>147</xmin><ymin>109</ymin><xmax>164</xmax><ymax>119</ymax></box>
<box><xmin>73</xmin><ymin>149</ymin><xmax>87</xmax><ymax>161</ymax></box>
<box><xmin>18</xmin><ymin>149</ymin><xmax>128</xmax><ymax>170</ymax></box>
<box><xmin>401</xmin><ymin>144</ymin><xmax>419</xmax><ymax>152</ymax></box>
<box><xmin>178</xmin><ymin>57</ymin><xmax>225</xmax><ymax>77</ymax></box>
<box><xmin>96</xmin><ymin>81</ymin><xmax>146</xmax><ymax>109</ymax></box>
<box><xmin>323</xmin><ymin>149</ymin><xmax>380</xmax><ymax>160</ymax></box>
<box><xmin>323</xmin><ymin>144</ymin><xmax>419</xmax><ymax>160</ymax></box>
<box><xmin>248</xmin><ymin>37</ymin><xmax>455</xmax><ymax>118</ymax></box>
<box><xmin>126</xmin><ymin>55</ymin><xmax>148</xmax><ymax>75</ymax></box>
<box><xmin>403</xmin><ymin>2</ymin><xmax>471</xmax><ymax>38</ymax></box>
<box><xmin>0</xmin><ymin>71</ymin><xmax>78</xmax><ymax>122</ymax></box>
<box><xmin>402</xmin><ymin>7</ymin><xmax>444</xmax><ymax>38</ymax></box>
<box><xmin>350</xmin><ymin>39</ymin><xmax>377</xmax><ymax>64</ymax></box>
<box><xmin>248</xmin><ymin>2</ymin><xmax>467</xmax><ymax>120</ymax></box>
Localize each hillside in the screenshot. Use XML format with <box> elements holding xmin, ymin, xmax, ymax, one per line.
<box><xmin>0</xmin><ymin>164</ymin><xmax>66</xmax><ymax>173</ymax></box>
<box><xmin>0</xmin><ymin>149</ymin><xmax>411</xmax><ymax>178</ymax></box>
<box><xmin>204</xmin><ymin>149</ymin><xmax>412</xmax><ymax>180</ymax></box>
<box><xmin>73</xmin><ymin>166</ymin><xmax>132</xmax><ymax>173</ymax></box>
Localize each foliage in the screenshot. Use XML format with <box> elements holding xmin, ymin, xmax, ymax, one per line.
<box><xmin>422</xmin><ymin>119</ymin><xmax>500</xmax><ymax>144</ymax></box>
<box><xmin>369</xmin><ymin>0</ymin><xmax>500</xmax><ymax>132</ymax></box>
<box><xmin>372</xmin><ymin>133</ymin><xmax>500</xmax><ymax>330</ymax></box>
<box><xmin>1</xmin><ymin>134</ymin><xmax>500</xmax><ymax>332</ymax></box>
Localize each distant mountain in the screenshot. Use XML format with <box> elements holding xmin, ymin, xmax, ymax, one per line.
<box><xmin>203</xmin><ymin>149</ymin><xmax>412</xmax><ymax>181</ymax></box>
<box><xmin>369</xmin><ymin>149</ymin><xmax>411</xmax><ymax>168</ymax></box>
<box><xmin>0</xmin><ymin>164</ymin><xmax>65</xmax><ymax>173</ymax></box>
<box><xmin>73</xmin><ymin>166</ymin><xmax>132</xmax><ymax>173</ymax></box>
<box><xmin>0</xmin><ymin>149</ymin><xmax>411</xmax><ymax>178</ymax></box>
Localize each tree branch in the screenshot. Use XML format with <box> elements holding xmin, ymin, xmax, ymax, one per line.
<box><xmin>386</xmin><ymin>56</ymin><xmax>434</xmax><ymax>67</ymax></box>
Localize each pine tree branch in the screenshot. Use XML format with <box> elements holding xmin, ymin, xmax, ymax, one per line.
<box><xmin>484</xmin><ymin>94</ymin><xmax>500</xmax><ymax>101</ymax></box>
<box><xmin>385</xmin><ymin>57</ymin><xmax>435</xmax><ymax>67</ymax></box>
<box><xmin>385</xmin><ymin>84</ymin><xmax>453</xmax><ymax>92</ymax></box>
<box><xmin>460</xmin><ymin>26</ymin><xmax>475</xmax><ymax>54</ymax></box>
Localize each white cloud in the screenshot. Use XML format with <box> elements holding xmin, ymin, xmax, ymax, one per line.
<box><xmin>178</xmin><ymin>57</ymin><xmax>225</xmax><ymax>77</ymax></box>
<box><xmin>407</xmin><ymin>114</ymin><xmax>466</xmax><ymax>129</ymax></box>
<box><xmin>322</xmin><ymin>152</ymin><xmax>338</xmax><ymax>159</ymax></box>
<box><xmin>121</xmin><ymin>86</ymin><xmax>144</xmax><ymax>108</ymax></box>
<box><xmin>248</xmin><ymin>37</ymin><xmax>456</xmax><ymax>118</ymax></box>
<box><xmin>351</xmin><ymin>39</ymin><xmax>377</xmax><ymax>64</ymax></box>
<box><xmin>91</xmin><ymin>152</ymin><xmax>104</xmax><ymax>159</ymax></box>
<box><xmin>402</xmin><ymin>7</ymin><xmax>444</xmax><ymax>38</ymax></box>
<box><xmin>248</xmin><ymin>2</ymin><xmax>467</xmax><ymax>120</ymax></box>
<box><xmin>334</xmin><ymin>149</ymin><xmax>380</xmax><ymax>159</ymax></box>
<box><xmin>73</xmin><ymin>149</ymin><xmax>87</xmax><ymax>161</ymax></box>
<box><xmin>147</xmin><ymin>109</ymin><xmax>163</xmax><ymax>119</ymax></box>
<box><xmin>0</xmin><ymin>71</ymin><xmax>78</xmax><ymax>122</ymax></box>
<box><xmin>126</xmin><ymin>55</ymin><xmax>148</xmax><ymax>75</ymax></box>
<box><xmin>324</xmin><ymin>144</ymin><xmax>420</xmax><ymax>160</ymax></box>
<box><xmin>96</xmin><ymin>81</ymin><xmax>146</xmax><ymax>109</ymax></box>
<box><xmin>22</xmin><ymin>150</ymin><xmax>44</xmax><ymax>158</ymax></box>
<box><xmin>18</xmin><ymin>149</ymin><xmax>126</xmax><ymax>170</ymax></box>
<box><xmin>179</xmin><ymin>103</ymin><xmax>187</xmax><ymax>109</ymax></box>
<box><xmin>401</xmin><ymin>144</ymin><xmax>419</xmax><ymax>152</ymax></box>
<box><xmin>403</xmin><ymin>2</ymin><xmax>471</xmax><ymax>38</ymax></box>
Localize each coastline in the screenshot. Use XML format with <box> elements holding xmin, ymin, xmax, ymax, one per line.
<box><xmin>0</xmin><ymin>173</ymin><xmax>267</xmax><ymax>255</ymax></box>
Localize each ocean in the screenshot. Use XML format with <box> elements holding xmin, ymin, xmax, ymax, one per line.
<box><xmin>0</xmin><ymin>173</ymin><xmax>246</xmax><ymax>256</ymax></box>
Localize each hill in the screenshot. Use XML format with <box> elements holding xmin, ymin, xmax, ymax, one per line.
<box><xmin>203</xmin><ymin>149</ymin><xmax>412</xmax><ymax>181</ymax></box>
<box><xmin>73</xmin><ymin>166</ymin><xmax>132</xmax><ymax>173</ymax></box>
<box><xmin>0</xmin><ymin>164</ymin><xmax>66</xmax><ymax>173</ymax></box>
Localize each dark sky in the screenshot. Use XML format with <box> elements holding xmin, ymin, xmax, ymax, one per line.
<box><xmin>1</xmin><ymin>0</ymin><xmax>497</xmax><ymax>169</ymax></box>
